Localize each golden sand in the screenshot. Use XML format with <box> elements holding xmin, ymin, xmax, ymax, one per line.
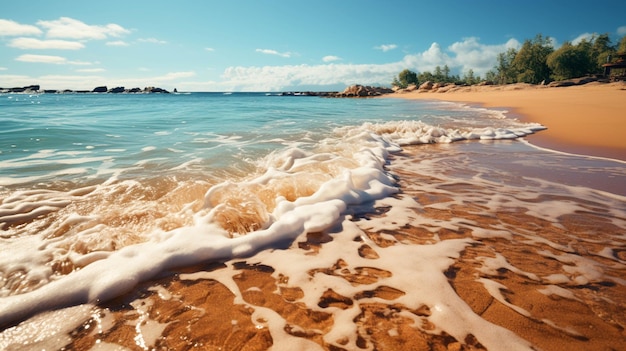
<box><xmin>56</xmin><ymin>145</ymin><xmax>626</xmax><ymax>351</ymax></box>
<box><xmin>392</xmin><ymin>82</ymin><xmax>626</xmax><ymax>160</ymax></box>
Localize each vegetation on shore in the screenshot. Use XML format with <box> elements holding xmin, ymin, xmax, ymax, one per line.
<box><xmin>392</xmin><ymin>33</ymin><xmax>626</xmax><ymax>88</ymax></box>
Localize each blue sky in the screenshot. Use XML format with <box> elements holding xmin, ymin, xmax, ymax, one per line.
<box><xmin>2</xmin><ymin>0</ymin><xmax>625</xmax><ymax>91</ymax></box>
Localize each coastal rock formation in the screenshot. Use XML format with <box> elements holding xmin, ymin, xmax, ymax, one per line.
<box><xmin>419</xmin><ymin>81</ymin><xmax>434</xmax><ymax>90</ymax></box>
<box><xmin>0</xmin><ymin>85</ymin><xmax>40</xmax><ymax>93</ymax></box>
<box><xmin>547</xmin><ymin>76</ymin><xmax>600</xmax><ymax>87</ymax></box>
<box><xmin>1</xmin><ymin>85</ymin><xmax>171</xmax><ymax>94</ymax></box>
<box><xmin>143</xmin><ymin>86</ymin><xmax>170</xmax><ymax>94</ymax></box>
<box><xmin>330</xmin><ymin>85</ymin><xmax>394</xmax><ymax>97</ymax></box>
<box><xmin>109</xmin><ymin>86</ymin><xmax>126</xmax><ymax>93</ymax></box>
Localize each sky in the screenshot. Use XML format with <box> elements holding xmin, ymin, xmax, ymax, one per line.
<box><xmin>1</xmin><ymin>0</ymin><xmax>626</xmax><ymax>92</ymax></box>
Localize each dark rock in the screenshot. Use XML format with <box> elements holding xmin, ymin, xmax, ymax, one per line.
<box><xmin>92</xmin><ymin>86</ymin><xmax>108</xmax><ymax>93</ymax></box>
<box><xmin>329</xmin><ymin>85</ymin><xmax>394</xmax><ymax>98</ymax></box>
<box><xmin>548</xmin><ymin>76</ymin><xmax>598</xmax><ymax>87</ymax></box>
<box><xmin>143</xmin><ymin>86</ymin><xmax>170</xmax><ymax>94</ymax></box>
<box><xmin>108</xmin><ymin>86</ymin><xmax>125</xmax><ymax>93</ymax></box>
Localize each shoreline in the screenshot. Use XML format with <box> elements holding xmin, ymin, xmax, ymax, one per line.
<box><xmin>390</xmin><ymin>82</ymin><xmax>626</xmax><ymax>161</ymax></box>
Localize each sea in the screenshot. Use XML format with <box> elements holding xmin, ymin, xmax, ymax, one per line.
<box><xmin>0</xmin><ymin>92</ymin><xmax>625</xmax><ymax>350</ymax></box>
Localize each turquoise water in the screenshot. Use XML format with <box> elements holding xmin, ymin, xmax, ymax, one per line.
<box><xmin>0</xmin><ymin>92</ymin><xmax>525</xmax><ymax>186</ymax></box>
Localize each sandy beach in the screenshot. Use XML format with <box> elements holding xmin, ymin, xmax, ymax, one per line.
<box><xmin>392</xmin><ymin>82</ymin><xmax>626</xmax><ymax>161</ymax></box>
<box><xmin>44</xmin><ymin>144</ymin><xmax>626</xmax><ymax>351</ymax></box>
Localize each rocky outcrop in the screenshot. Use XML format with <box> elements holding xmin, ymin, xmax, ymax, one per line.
<box><xmin>0</xmin><ymin>85</ymin><xmax>40</xmax><ymax>93</ymax></box>
<box><xmin>330</xmin><ymin>85</ymin><xmax>394</xmax><ymax>97</ymax></box>
<box><xmin>547</xmin><ymin>76</ymin><xmax>599</xmax><ymax>87</ymax></box>
<box><xmin>109</xmin><ymin>86</ymin><xmax>126</xmax><ymax>93</ymax></box>
<box><xmin>419</xmin><ymin>81</ymin><xmax>434</xmax><ymax>91</ymax></box>
<box><xmin>279</xmin><ymin>91</ymin><xmax>337</xmax><ymax>96</ymax></box>
<box><xmin>2</xmin><ymin>85</ymin><xmax>171</xmax><ymax>94</ymax></box>
<box><xmin>143</xmin><ymin>86</ymin><xmax>170</xmax><ymax>94</ymax></box>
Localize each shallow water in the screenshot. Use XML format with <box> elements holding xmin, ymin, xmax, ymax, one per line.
<box><xmin>0</xmin><ymin>93</ymin><xmax>624</xmax><ymax>350</ymax></box>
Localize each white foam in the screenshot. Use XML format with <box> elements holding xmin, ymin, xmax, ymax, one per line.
<box><xmin>335</xmin><ymin>120</ymin><xmax>545</xmax><ymax>146</ymax></box>
<box><xmin>0</xmin><ymin>131</ymin><xmax>399</xmax><ymax>328</ymax></box>
<box><xmin>537</xmin><ymin>285</ymin><xmax>583</xmax><ymax>302</ymax></box>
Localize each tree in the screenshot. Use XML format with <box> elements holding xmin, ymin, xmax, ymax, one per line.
<box><xmin>547</xmin><ymin>42</ymin><xmax>591</xmax><ymax>80</ymax></box>
<box><xmin>511</xmin><ymin>34</ymin><xmax>554</xmax><ymax>84</ymax></box>
<box><xmin>589</xmin><ymin>33</ymin><xmax>614</xmax><ymax>73</ymax></box>
<box><xmin>392</xmin><ymin>69</ymin><xmax>419</xmax><ymax>88</ymax></box>
<box><xmin>434</xmin><ymin>66</ymin><xmax>444</xmax><ymax>82</ymax></box>
<box><xmin>442</xmin><ymin>65</ymin><xmax>451</xmax><ymax>82</ymax></box>
<box><xmin>463</xmin><ymin>69</ymin><xmax>480</xmax><ymax>85</ymax></box>
<box><xmin>417</xmin><ymin>71</ymin><xmax>434</xmax><ymax>84</ymax></box>
<box><xmin>493</xmin><ymin>48</ymin><xmax>518</xmax><ymax>84</ymax></box>
<box><xmin>617</xmin><ymin>35</ymin><xmax>626</xmax><ymax>53</ymax></box>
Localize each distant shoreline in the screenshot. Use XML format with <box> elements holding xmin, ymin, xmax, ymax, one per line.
<box><xmin>0</xmin><ymin>85</ymin><xmax>172</xmax><ymax>94</ymax></box>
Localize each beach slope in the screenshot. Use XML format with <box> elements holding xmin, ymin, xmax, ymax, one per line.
<box><xmin>392</xmin><ymin>82</ymin><xmax>626</xmax><ymax>160</ymax></box>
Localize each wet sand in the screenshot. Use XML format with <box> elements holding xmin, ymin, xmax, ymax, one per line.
<box><xmin>392</xmin><ymin>82</ymin><xmax>626</xmax><ymax>161</ymax></box>
<box><xmin>12</xmin><ymin>143</ymin><xmax>622</xmax><ymax>351</ymax></box>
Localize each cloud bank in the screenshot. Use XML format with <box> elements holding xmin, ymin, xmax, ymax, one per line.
<box><xmin>212</xmin><ymin>37</ymin><xmax>522</xmax><ymax>91</ymax></box>
<box><xmin>37</xmin><ymin>17</ymin><xmax>130</xmax><ymax>40</ymax></box>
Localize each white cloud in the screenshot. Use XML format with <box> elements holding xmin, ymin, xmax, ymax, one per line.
<box><xmin>213</xmin><ymin>37</ymin><xmax>523</xmax><ymax>91</ymax></box>
<box><xmin>37</xmin><ymin>17</ymin><xmax>129</xmax><ymax>40</ymax></box>
<box><xmin>138</xmin><ymin>38</ymin><xmax>168</xmax><ymax>44</ymax></box>
<box><xmin>0</xmin><ymin>67</ymin><xmax>7</xmax><ymax>71</ymax></box>
<box><xmin>8</xmin><ymin>37</ymin><xmax>85</xmax><ymax>50</ymax></box>
<box><xmin>0</xmin><ymin>19</ymin><xmax>42</xmax><ymax>36</ymax></box>
<box><xmin>572</xmin><ymin>32</ymin><xmax>594</xmax><ymax>45</ymax></box>
<box><xmin>106</xmin><ymin>40</ymin><xmax>130</xmax><ymax>47</ymax></box>
<box><xmin>256</xmin><ymin>48</ymin><xmax>292</xmax><ymax>58</ymax></box>
<box><xmin>446</xmin><ymin>37</ymin><xmax>521</xmax><ymax>76</ymax></box>
<box><xmin>617</xmin><ymin>26</ymin><xmax>626</xmax><ymax>36</ymax></box>
<box><xmin>76</xmin><ymin>68</ymin><xmax>105</xmax><ymax>73</ymax></box>
<box><xmin>205</xmin><ymin>47</ymin><xmax>215</xmax><ymax>52</ymax></box>
<box><xmin>219</xmin><ymin>62</ymin><xmax>401</xmax><ymax>91</ymax></box>
<box><xmin>16</xmin><ymin>54</ymin><xmax>94</xmax><ymax>65</ymax></box>
<box><xmin>401</xmin><ymin>42</ymin><xmax>452</xmax><ymax>73</ymax></box>
<box><xmin>16</xmin><ymin>54</ymin><xmax>67</xmax><ymax>64</ymax></box>
<box><xmin>322</xmin><ymin>55</ymin><xmax>341</xmax><ymax>62</ymax></box>
<box><xmin>375</xmin><ymin>44</ymin><xmax>398</xmax><ymax>52</ymax></box>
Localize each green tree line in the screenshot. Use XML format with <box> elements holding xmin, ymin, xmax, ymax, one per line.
<box><xmin>392</xmin><ymin>33</ymin><xmax>626</xmax><ymax>88</ymax></box>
